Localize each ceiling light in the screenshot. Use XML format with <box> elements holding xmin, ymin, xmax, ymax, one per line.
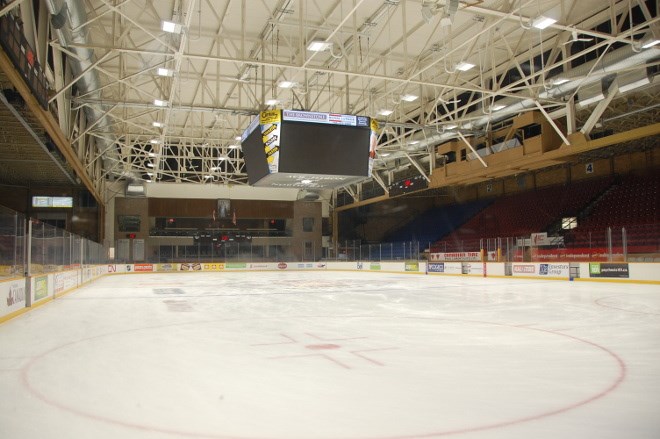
<box><xmin>378</xmin><ymin>109</ymin><xmax>393</xmax><ymax>116</ymax></box>
<box><xmin>408</xmin><ymin>140</ymin><xmax>420</xmax><ymax>145</ymax></box>
<box><xmin>209</xmin><ymin>167</ymin><xmax>220</xmax><ymax>171</ymax></box>
<box><xmin>146</xmin><ymin>172</ymin><xmax>154</xmax><ymax>176</ymax></box>
<box><xmin>444</xmin><ymin>124</ymin><xmax>458</xmax><ymax>130</ymax></box>
<box><xmin>228</xmin><ymin>144</ymin><xmax>240</xmax><ymax>149</ymax></box>
<box><xmin>204</xmin><ymin>175</ymin><xmax>213</xmax><ymax>179</ymax></box>
<box><xmin>266</xmin><ymin>99</ymin><xmax>279</xmax><ymax>106</ymax></box>
<box><xmin>234</xmin><ymin>136</ymin><xmax>242</xmax><ymax>141</ymax></box>
<box><xmin>301</xmin><ymin>179</ymin><xmax>312</xmax><ymax>185</ymax></box>
<box><xmin>150</xmin><ymin>139</ymin><xmax>160</xmax><ymax>144</ymax></box>
<box><xmin>401</xmin><ymin>94</ymin><xmax>419</xmax><ymax>102</ymax></box>
<box><xmin>278</xmin><ymin>80</ymin><xmax>296</xmax><ymax>89</ymax></box>
<box><xmin>161</xmin><ymin>20</ymin><xmax>182</xmax><ymax>34</ymax></box>
<box><xmin>146</xmin><ymin>162</ymin><xmax>154</xmax><ymax>168</ymax></box>
<box><xmin>491</xmin><ymin>104</ymin><xmax>506</xmax><ymax>112</ymax></box>
<box><xmin>152</xmin><ymin>121</ymin><xmax>164</xmax><ymax>128</ymax></box>
<box><xmin>154</xmin><ymin>99</ymin><xmax>168</xmax><ymax>107</ymax></box>
<box><xmin>307</xmin><ymin>40</ymin><xmax>332</xmax><ymax>52</ymax></box>
<box><xmin>380</xmin><ymin>152</ymin><xmax>390</xmax><ymax>157</ymax></box>
<box><xmin>552</xmin><ymin>78</ymin><xmax>570</xmax><ymax>85</ymax></box>
<box><xmin>642</xmin><ymin>38</ymin><xmax>660</xmax><ymax>49</ymax></box>
<box><xmin>532</xmin><ymin>16</ymin><xmax>556</xmax><ymax>30</ymax></box>
<box><xmin>456</xmin><ymin>62</ymin><xmax>475</xmax><ymax>71</ymax></box>
<box><xmin>157</xmin><ymin>68</ymin><xmax>173</xmax><ymax>77</ymax></box>
<box><xmin>148</xmin><ymin>152</ymin><xmax>156</xmax><ymax>157</ymax></box>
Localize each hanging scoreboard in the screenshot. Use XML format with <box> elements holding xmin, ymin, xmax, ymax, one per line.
<box><xmin>242</xmin><ymin>110</ymin><xmax>378</xmax><ymax>189</ymax></box>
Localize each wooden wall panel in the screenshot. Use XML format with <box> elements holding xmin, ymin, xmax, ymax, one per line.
<box><xmin>147</xmin><ymin>198</ymin><xmax>294</xmax><ymax>219</ymax></box>
<box><xmin>536</xmin><ymin>167</ymin><xmax>567</xmax><ymax>188</ymax></box>
<box><xmin>148</xmin><ymin>198</ymin><xmax>215</xmax><ymax>217</ymax></box>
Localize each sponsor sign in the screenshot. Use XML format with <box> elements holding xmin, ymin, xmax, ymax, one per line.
<box><xmin>225</xmin><ymin>263</ymin><xmax>247</xmax><ymax>269</ymax></box>
<box><xmin>203</xmin><ymin>263</ymin><xmax>225</xmax><ymax>271</ymax></box>
<box><xmin>107</xmin><ymin>264</ymin><xmax>117</xmax><ymax>273</ymax></box>
<box><xmin>180</xmin><ymin>263</ymin><xmax>202</xmax><ymax>271</ymax></box>
<box><xmin>249</xmin><ymin>263</ymin><xmax>269</xmax><ymax>269</ymax></box>
<box><xmin>134</xmin><ymin>263</ymin><xmax>154</xmax><ymax>272</ymax></box>
<box><xmin>513</xmin><ymin>264</ymin><xmax>536</xmax><ymax>274</ymax></box>
<box><xmin>405</xmin><ymin>261</ymin><xmax>419</xmax><ymax>272</ymax></box>
<box><xmin>463</xmin><ymin>263</ymin><xmax>484</xmax><ymax>275</ymax></box>
<box><xmin>429</xmin><ymin>252</ymin><xmax>496</xmax><ymax>262</ymax></box>
<box><xmin>589</xmin><ymin>263</ymin><xmax>630</xmax><ymax>278</ymax></box>
<box><xmin>316</xmin><ymin>263</ymin><xmax>327</xmax><ymax>269</ymax></box>
<box><xmin>260</xmin><ymin>110</ymin><xmax>282</xmax><ymax>173</ymax></box>
<box><xmin>443</xmin><ymin>263</ymin><xmax>463</xmax><ymax>274</ymax></box>
<box><xmin>533</xmin><ymin>248</ymin><xmax>625</xmax><ymax>262</ymax></box>
<box><xmin>4</xmin><ymin>280</ymin><xmax>25</xmax><ymax>308</ymax></box>
<box><xmin>34</xmin><ymin>276</ymin><xmax>49</xmax><ymax>301</ymax></box>
<box><xmin>427</xmin><ymin>262</ymin><xmax>445</xmax><ymax>273</ymax></box>
<box><xmin>294</xmin><ymin>263</ymin><xmax>314</xmax><ymax>269</ymax></box>
<box><xmin>369</xmin><ymin>263</ymin><xmax>381</xmax><ymax>271</ymax></box>
<box><xmin>356</xmin><ymin>262</ymin><xmax>364</xmax><ymax>270</ymax></box>
<box><xmin>54</xmin><ymin>271</ymin><xmax>78</xmax><ymax>294</ymax></box>
<box><xmin>539</xmin><ymin>263</ymin><xmax>569</xmax><ymax>277</ymax></box>
<box><xmin>277</xmin><ymin>262</ymin><xmax>288</xmax><ymax>270</ymax></box>
<box><xmin>157</xmin><ymin>263</ymin><xmax>177</xmax><ymax>272</ymax></box>
<box><xmin>282</xmin><ymin>110</ymin><xmax>358</xmax><ymax>126</ymax></box>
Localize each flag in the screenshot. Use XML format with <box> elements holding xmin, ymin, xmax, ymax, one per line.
<box><xmin>232</xmin><ymin>209</ymin><xmax>237</xmax><ymax>226</ymax></box>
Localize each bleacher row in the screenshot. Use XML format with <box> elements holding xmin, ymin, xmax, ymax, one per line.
<box><xmin>388</xmin><ymin>173</ymin><xmax>658</xmax><ymax>255</ymax></box>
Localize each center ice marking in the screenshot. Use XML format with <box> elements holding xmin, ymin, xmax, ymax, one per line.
<box><xmin>306</xmin><ymin>343</ymin><xmax>340</xmax><ymax>350</ymax></box>
<box><xmin>253</xmin><ymin>333</ymin><xmax>397</xmax><ymax>369</ymax></box>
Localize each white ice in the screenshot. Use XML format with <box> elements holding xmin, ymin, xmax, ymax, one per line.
<box><xmin>1</xmin><ymin>271</ymin><xmax>659</xmax><ymax>439</ymax></box>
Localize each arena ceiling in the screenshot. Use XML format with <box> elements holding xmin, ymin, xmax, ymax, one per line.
<box><xmin>0</xmin><ymin>0</ymin><xmax>658</xmax><ymax>204</ymax></box>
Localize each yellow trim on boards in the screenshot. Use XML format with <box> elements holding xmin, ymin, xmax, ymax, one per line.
<box><xmin>574</xmin><ymin>277</ymin><xmax>660</xmax><ymax>285</ymax></box>
<box><xmin>0</xmin><ymin>276</ymin><xmax>100</xmax><ymax>326</ymax></box>
<box><xmin>0</xmin><ymin>306</ymin><xmax>31</xmax><ymax>324</ymax></box>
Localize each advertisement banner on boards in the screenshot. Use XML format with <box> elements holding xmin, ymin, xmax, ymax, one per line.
<box><xmin>405</xmin><ymin>261</ymin><xmax>419</xmax><ymax>272</ymax></box>
<box><xmin>156</xmin><ymin>263</ymin><xmax>178</xmax><ymax>272</ymax></box>
<box><xmin>427</xmin><ymin>262</ymin><xmax>445</xmax><ymax>273</ymax></box>
<box><xmin>225</xmin><ymin>263</ymin><xmax>247</xmax><ymax>270</ymax></box>
<box><xmin>134</xmin><ymin>263</ymin><xmax>154</xmax><ymax>272</ymax></box>
<box><xmin>34</xmin><ymin>276</ymin><xmax>49</xmax><ymax>301</ymax></box>
<box><xmin>202</xmin><ymin>263</ymin><xmax>225</xmax><ymax>271</ymax></box>
<box><xmin>54</xmin><ymin>271</ymin><xmax>78</xmax><ymax>294</ymax></box>
<box><xmin>463</xmin><ymin>263</ymin><xmax>484</xmax><ymax>275</ymax></box>
<box><xmin>539</xmin><ymin>263</ymin><xmax>570</xmax><ymax>277</ymax></box>
<box><xmin>513</xmin><ymin>264</ymin><xmax>536</xmax><ymax>275</ymax></box>
<box><xmin>1</xmin><ymin>279</ymin><xmax>26</xmax><ymax>315</ymax></box>
<box><xmin>589</xmin><ymin>263</ymin><xmax>630</xmax><ymax>278</ymax></box>
<box><xmin>179</xmin><ymin>263</ymin><xmax>202</xmax><ymax>271</ymax></box>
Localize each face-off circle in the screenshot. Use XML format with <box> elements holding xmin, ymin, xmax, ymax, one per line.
<box><xmin>22</xmin><ymin>315</ymin><xmax>624</xmax><ymax>439</ymax></box>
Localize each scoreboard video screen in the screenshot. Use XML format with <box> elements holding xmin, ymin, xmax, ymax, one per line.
<box><xmin>241</xmin><ymin>110</ymin><xmax>378</xmax><ymax>189</ymax></box>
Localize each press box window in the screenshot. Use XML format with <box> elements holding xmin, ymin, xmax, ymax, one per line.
<box><xmin>303</xmin><ymin>217</ymin><xmax>314</xmax><ymax>232</ymax></box>
<box><xmin>562</xmin><ymin>217</ymin><xmax>577</xmax><ymax>230</ymax></box>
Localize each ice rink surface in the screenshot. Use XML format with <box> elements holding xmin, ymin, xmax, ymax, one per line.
<box><xmin>1</xmin><ymin>271</ymin><xmax>659</xmax><ymax>439</ymax></box>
